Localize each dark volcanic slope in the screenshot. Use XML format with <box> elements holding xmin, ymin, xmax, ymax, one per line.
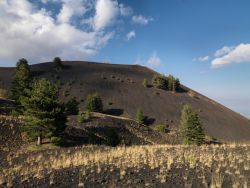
<box><xmin>0</xmin><ymin>61</ymin><xmax>250</xmax><ymax>142</ymax></box>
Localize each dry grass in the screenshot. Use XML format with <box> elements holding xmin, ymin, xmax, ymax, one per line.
<box><xmin>0</xmin><ymin>144</ymin><xmax>249</xmax><ymax>187</ymax></box>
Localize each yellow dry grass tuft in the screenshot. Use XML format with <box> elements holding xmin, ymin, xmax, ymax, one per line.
<box><xmin>0</xmin><ymin>144</ymin><xmax>249</xmax><ymax>187</ymax></box>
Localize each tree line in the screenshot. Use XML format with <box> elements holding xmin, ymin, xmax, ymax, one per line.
<box><xmin>143</xmin><ymin>74</ymin><xmax>180</xmax><ymax>92</ymax></box>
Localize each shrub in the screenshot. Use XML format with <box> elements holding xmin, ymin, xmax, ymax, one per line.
<box><xmin>179</xmin><ymin>104</ymin><xmax>205</xmax><ymax>145</ymax></box>
<box><xmin>135</xmin><ymin>109</ymin><xmax>146</xmax><ymax>125</ymax></box>
<box><xmin>65</xmin><ymin>97</ymin><xmax>79</xmax><ymax>115</ymax></box>
<box><xmin>86</xmin><ymin>93</ymin><xmax>103</xmax><ymax>112</ymax></box>
<box><xmin>142</xmin><ymin>78</ymin><xmax>149</xmax><ymax>88</ymax></box>
<box><xmin>78</xmin><ymin>111</ymin><xmax>91</xmax><ymax>123</ymax></box>
<box><xmin>153</xmin><ymin>124</ymin><xmax>169</xmax><ymax>133</ymax></box>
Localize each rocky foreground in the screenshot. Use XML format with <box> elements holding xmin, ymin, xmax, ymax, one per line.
<box><xmin>0</xmin><ymin>144</ymin><xmax>249</xmax><ymax>187</ymax></box>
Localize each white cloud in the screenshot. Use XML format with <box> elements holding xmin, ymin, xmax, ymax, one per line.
<box><xmin>211</xmin><ymin>43</ymin><xmax>250</xmax><ymax>68</ymax></box>
<box><xmin>0</xmin><ymin>0</ymin><xmax>128</xmax><ymax>66</ymax></box>
<box><xmin>214</xmin><ymin>46</ymin><xmax>235</xmax><ymax>57</ymax></box>
<box><xmin>126</xmin><ymin>31</ymin><xmax>136</xmax><ymax>41</ymax></box>
<box><xmin>119</xmin><ymin>4</ymin><xmax>133</xmax><ymax>16</ymax></box>
<box><xmin>132</xmin><ymin>15</ymin><xmax>152</xmax><ymax>25</ymax></box>
<box><xmin>147</xmin><ymin>52</ymin><xmax>161</xmax><ymax>68</ymax></box>
<box><xmin>93</xmin><ymin>0</ymin><xmax>119</xmax><ymax>31</ymax></box>
<box><xmin>57</xmin><ymin>0</ymin><xmax>87</xmax><ymax>23</ymax></box>
<box><xmin>193</xmin><ymin>56</ymin><xmax>209</xmax><ymax>62</ymax></box>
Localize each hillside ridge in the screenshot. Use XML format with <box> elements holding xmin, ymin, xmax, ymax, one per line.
<box><xmin>0</xmin><ymin>61</ymin><xmax>250</xmax><ymax>142</ymax></box>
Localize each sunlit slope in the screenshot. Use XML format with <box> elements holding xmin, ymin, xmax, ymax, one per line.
<box><xmin>0</xmin><ymin>61</ymin><xmax>249</xmax><ymax>142</ymax></box>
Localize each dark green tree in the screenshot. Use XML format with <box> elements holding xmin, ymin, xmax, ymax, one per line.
<box><xmin>179</xmin><ymin>104</ymin><xmax>205</xmax><ymax>145</ymax></box>
<box><xmin>152</xmin><ymin>74</ymin><xmax>168</xmax><ymax>90</ymax></box>
<box><xmin>86</xmin><ymin>93</ymin><xmax>103</xmax><ymax>112</ymax></box>
<box><xmin>175</xmin><ymin>78</ymin><xmax>180</xmax><ymax>91</ymax></box>
<box><xmin>53</xmin><ymin>57</ymin><xmax>63</xmax><ymax>71</ymax></box>
<box><xmin>65</xmin><ymin>97</ymin><xmax>79</xmax><ymax>115</ymax></box>
<box><xmin>135</xmin><ymin>109</ymin><xmax>146</xmax><ymax>125</ymax></box>
<box><xmin>167</xmin><ymin>75</ymin><xmax>180</xmax><ymax>92</ymax></box>
<box><xmin>11</xmin><ymin>58</ymin><xmax>30</xmax><ymax>105</ymax></box>
<box><xmin>21</xmin><ymin>78</ymin><xmax>66</xmax><ymax>145</ymax></box>
<box><xmin>194</xmin><ymin>116</ymin><xmax>206</xmax><ymax>145</ymax></box>
<box><xmin>168</xmin><ymin>75</ymin><xmax>175</xmax><ymax>91</ymax></box>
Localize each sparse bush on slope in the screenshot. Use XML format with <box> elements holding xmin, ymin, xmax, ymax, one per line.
<box><xmin>86</xmin><ymin>94</ymin><xmax>103</xmax><ymax>112</ymax></box>
<box><xmin>78</xmin><ymin>111</ymin><xmax>91</xmax><ymax>123</ymax></box>
<box><xmin>153</xmin><ymin>124</ymin><xmax>169</xmax><ymax>133</ymax></box>
<box><xmin>135</xmin><ymin>109</ymin><xmax>146</xmax><ymax>125</ymax></box>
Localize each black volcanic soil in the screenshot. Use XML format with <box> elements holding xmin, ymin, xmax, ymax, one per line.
<box><xmin>0</xmin><ymin>61</ymin><xmax>250</xmax><ymax>142</ymax></box>
<box><xmin>1</xmin><ymin>145</ymin><xmax>249</xmax><ymax>188</ymax></box>
<box><xmin>64</xmin><ymin>113</ymin><xmax>180</xmax><ymax>146</ymax></box>
<box><xmin>0</xmin><ymin>111</ymin><xmax>179</xmax><ymax>155</ymax></box>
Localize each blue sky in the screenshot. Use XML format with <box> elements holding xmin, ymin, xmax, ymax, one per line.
<box><xmin>0</xmin><ymin>0</ymin><xmax>250</xmax><ymax>118</ymax></box>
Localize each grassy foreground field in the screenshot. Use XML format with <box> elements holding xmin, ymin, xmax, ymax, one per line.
<box><xmin>0</xmin><ymin>144</ymin><xmax>249</xmax><ymax>187</ymax></box>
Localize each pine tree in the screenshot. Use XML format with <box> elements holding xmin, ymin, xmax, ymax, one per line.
<box><xmin>65</xmin><ymin>97</ymin><xmax>79</xmax><ymax>115</ymax></box>
<box><xmin>180</xmin><ymin>104</ymin><xmax>205</xmax><ymax>145</ymax></box>
<box><xmin>53</xmin><ymin>57</ymin><xmax>63</xmax><ymax>71</ymax></box>
<box><xmin>21</xmin><ymin>78</ymin><xmax>66</xmax><ymax>145</ymax></box>
<box><xmin>175</xmin><ymin>78</ymin><xmax>180</xmax><ymax>90</ymax></box>
<box><xmin>193</xmin><ymin>114</ymin><xmax>205</xmax><ymax>145</ymax></box>
<box><xmin>168</xmin><ymin>75</ymin><xmax>175</xmax><ymax>91</ymax></box>
<box><xmin>11</xmin><ymin>58</ymin><xmax>30</xmax><ymax>105</ymax></box>
<box><xmin>136</xmin><ymin>109</ymin><xmax>146</xmax><ymax>125</ymax></box>
<box><xmin>86</xmin><ymin>93</ymin><xmax>103</xmax><ymax>112</ymax></box>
